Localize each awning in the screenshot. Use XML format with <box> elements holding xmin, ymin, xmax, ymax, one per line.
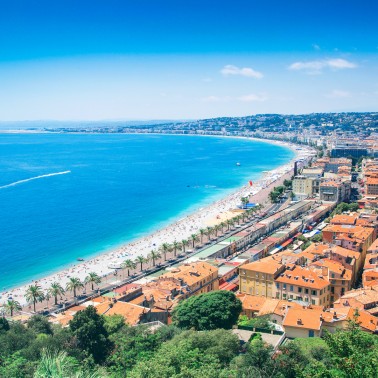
<box><xmin>221</xmin><ymin>283</ymin><xmax>238</xmax><ymax>292</ymax></box>
<box><xmin>294</xmin><ymin>232</ymin><xmax>302</xmax><ymax>238</ymax></box>
<box><xmin>280</xmin><ymin>238</ymin><xmax>294</xmax><ymax>248</ymax></box>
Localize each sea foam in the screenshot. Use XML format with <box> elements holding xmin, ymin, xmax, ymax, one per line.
<box><xmin>0</xmin><ymin>170</ymin><xmax>71</xmax><ymax>189</ymax></box>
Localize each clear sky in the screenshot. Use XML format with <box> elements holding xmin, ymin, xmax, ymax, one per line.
<box><xmin>0</xmin><ymin>0</ymin><xmax>377</xmax><ymax>121</ymax></box>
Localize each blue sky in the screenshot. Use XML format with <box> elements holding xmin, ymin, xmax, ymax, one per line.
<box><xmin>0</xmin><ymin>0</ymin><xmax>377</xmax><ymax>121</ymax></box>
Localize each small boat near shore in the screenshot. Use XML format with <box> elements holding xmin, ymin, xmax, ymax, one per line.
<box><xmin>77</xmin><ymin>258</ymin><xmax>84</xmax><ymax>261</ymax></box>
<box><xmin>236</xmin><ymin>162</ymin><xmax>241</xmax><ymax>166</ymax></box>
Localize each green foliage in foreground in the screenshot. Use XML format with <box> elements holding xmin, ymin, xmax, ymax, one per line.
<box><xmin>172</xmin><ymin>290</ymin><xmax>242</xmax><ymax>330</ymax></box>
<box><xmin>0</xmin><ymin>301</ymin><xmax>378</xmax><ymax>378</ymax></box>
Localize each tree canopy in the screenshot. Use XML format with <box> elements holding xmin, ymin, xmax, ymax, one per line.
<box><xmin>172</xmin><ymin>290</ymin><xmax>242</xmax><ymax>330</ymax></box>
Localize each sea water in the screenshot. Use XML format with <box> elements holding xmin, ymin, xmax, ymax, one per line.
<box><xmin>0</xmin><ymin>133</ymin><xmax>294</xmax><ymax>290</ymax></box>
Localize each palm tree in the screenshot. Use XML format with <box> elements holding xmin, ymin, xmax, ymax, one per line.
<box><xmin>206</xmin><ymin>226</ymin><xmax>214</xmax><ymax>239</ymax></box>
<box><xmin>220</xmin><ymin>221</ymin><xmax>227</xmax><ymax>232</ymax></box>
<box><xmin>190</xmin><ymin>234</ymin><xmax>199</xmax><ymax>248</ymax></box>
<box><xmin>135</xmin><ymin>255</ymin><xmax>147</xmax><ymax>271</ymax></box>
<box><xmin>214</xmin><ymin>224</ymin><xmax>221</xmax><ymax>237</ymax></box>
<box><xmin>122</xmin><ymin>259</ymin><xmax>137</xmax><ymax>276</ymax></box>
<box><xmin>85</xmin><ymin>272</ymin><xmax>101</xmax><ymax>291</ymax></box>
<box><xmin>172</xmin><ymin>240</ymin><xmax>181</xmax><ymax>257</ymax></box>
<box><xmin>149</xmin><ymin>250</ymin><xmax>161</xmax><ymax>267</ymax></box>
<box><xmin>241</xmin><ymin>196</ymin><xmax>249</xmax><ymax>208</ymax></box>
<box><xmin>66</xmin><ymin>277</ymin><xmax>84</xmax><ymax>298</ymax></box>
<box><xmin>227</xmin><ymin>219</ymin><xmax>233</xmax><ymax>230</ymax></box>
<box><xmin>35</xmin><ymin>349</ymin><xmax>104</xmax><ymax>378</ymax></box>
<box><xmin>48</xmin><ymin>282</ymin><xmax>65</xmax><ymax>306</ymax></box>
<box><xmin>199</xmin><ymin>228</ymin><xmax>206</xmax><ymax>243</ymax></box>
<box><xmin>4</xmin><ymin>299</ymin><xmax>22</xmax><ymax>317</ymax></box>
<box><xmin>25</xmin><ymin>284</ymin><xmax>45</xmax><ymax>313</ymax></box>
<box><xmin>161</xmin><ymin>243</ymin><xmax>171</xmax><ymax>261</ymax></box>
<box><xmin>181</xmin><ymin>239</ymin><xmax>189</xmax><ymax>253</ymax></box>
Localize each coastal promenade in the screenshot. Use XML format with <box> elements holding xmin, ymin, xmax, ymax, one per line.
<box><xmin>1</xmin><ymin>140</ymin><xmax>315</xmax><ymax>317</ymax></box>
<box><xmin>17</xmin><ymin>166</ymin><xmax>299</xmax><ymax>316</ymax></box>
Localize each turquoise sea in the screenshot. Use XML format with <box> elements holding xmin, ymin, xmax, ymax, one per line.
<box><xmin>0</xmin><ymin>134</ymin><xmax>294</xmax><ymax>290</ymax></box>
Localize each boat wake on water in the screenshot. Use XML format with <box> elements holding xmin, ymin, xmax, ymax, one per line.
<box><xmin>0</xmin><ymin>171</ymin><xmax>71</xmax><ymax>189</ymax></box>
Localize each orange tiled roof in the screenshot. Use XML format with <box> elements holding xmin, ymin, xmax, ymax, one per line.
<box><xmin>275</xmin><ymin>265</ymin><xmax>330</xmax><ymax>290</ymax></box>
<box><xmin>367</xmin><ymin>177</ymin><xmax>378</xmax><ymax>185</ymax></box>
<box><xmin>241</xmin><ymin>259</ymin><xmax>283</xmax><ymax>275</ymax></box>
<box><xmin>311</xmin><ymin>259</ymin><xmax>352</xmax><ymax>281</ymax></box>
<box><xmin>331</xmin><ymin>214</ymin><xmax>357</xmax><ymax>225</ymax></box>
<box><xmin>161</xmin><ymin>261</ymin><xmax>217</xmax><ymax>286</ymax></box>
<box><xmin>283</xmin><ymin>307</ymin><xmax>323</xmax><ymax>330</ymax></box>
<box><xmin>95</xmin><ymin>300</ymin><xmax>149</xmax><ymax>325</ymax></box>
<box><xmin>303</xmin><ymin>243</ymin><xmax>330</xmax><ymax>255</ymax></box>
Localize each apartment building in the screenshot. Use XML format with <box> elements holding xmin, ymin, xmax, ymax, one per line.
<box><xmin>319</xmin><ymin>180</ymin><xmax>351</xmax><ymax>203</ymax></box>
<box><xmin>239</xmin><ymin>258</ymin><xmax>285</xmax><ymax>297</ymax></box>
<box><xmin>274</xmin><ymin>265</ymin><xmax>330</xmax><ymax>306</ymax></box>
<box><xmin>366</xmin><ymin>177</ymin><xmax>378</xmax><ymax>196</ymax></box>
<box><xmin>310</xmin><ymin>259</ymin><xmax>353</xmax><ymax>303</ymax></box>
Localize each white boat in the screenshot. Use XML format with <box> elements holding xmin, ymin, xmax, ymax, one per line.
<box><xmin>236</xmin><ymin>162</ymin><xmax>241</xmax><ymax>166</ymax></box>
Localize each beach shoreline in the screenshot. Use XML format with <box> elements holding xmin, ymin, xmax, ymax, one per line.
<box><xmin>0</xmin><ymin>137</ymin><xmax>315</xmax><ymax>307</ymax></box>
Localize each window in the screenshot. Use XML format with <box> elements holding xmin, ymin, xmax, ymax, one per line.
<box><xmin>298</xmin><ymin>287</ymin><xmax>302</xmax><ymax>293</ymax></box>
<box><xmin>290</xmin><ymin>285</ymin><xmax>294</xmax><ymax>292</ymax></box>
<box><xmin>276</xmin><ymin>283</ymin><xmax>280</xmax><ymax>288</ymax></box>
<box><xmin>309</xmin><ymin>330</ymin><xmax>315</xmax><ymax>337</ymax></box>
<box><xmin>305</xmin><ymin>289</ymin><xmax>309</xmax><ymax>294</ymax></box>
<box><xmin>311</xmin><ymin>299</ymin><xmax>316</xmax><ymax>305</ymax></box>
<box><xmin>283</xmin><ymin>284</ymin><xmax>287</xmax><ymax>289</ymax></box>
<box><xmin>311</xmin><ymin>290</ymin><xmax>317</xmax><ymax>296</ymax></box>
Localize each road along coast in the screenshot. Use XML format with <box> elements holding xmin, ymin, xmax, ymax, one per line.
<box><xmin>0</xmin><ymin>139</ymin><xmax>314</xmax><ymax>308</ymax></box>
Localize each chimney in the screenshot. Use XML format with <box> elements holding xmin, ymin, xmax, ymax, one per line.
<box><xmin>297</xmin><ymin>318</ymin><xmax>303</xmax><ymax>325</ymax></box>
<box><xmin>333</xmin><ymin>311</ymin><xmax>338</xmax><ymax>320</ymax></box>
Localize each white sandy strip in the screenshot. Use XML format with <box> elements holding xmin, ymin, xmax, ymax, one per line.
<box><xmin>0</xmin><ymin>142</ymin><xmax>315</xmax><ymax>306</ymax></box>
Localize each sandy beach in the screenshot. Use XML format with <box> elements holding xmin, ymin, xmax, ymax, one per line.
<box><xmin>0</xmin><ymin>139</ymin><xmax>315</xmax><ymax>307</ymax></box>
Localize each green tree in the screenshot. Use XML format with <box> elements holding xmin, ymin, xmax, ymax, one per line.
<box><xmin>161</xmin><ymin>243</ymin><xmax>171</xmax><ymax>261</ymax></box>
<box><xmin>172</xmin><ymin>240</ymin><xmax>181</xmax><ymax>257</ymax></box>
<box><xmin>103</xmin><ymin>314</ymin><xmax>126</xmax><ymax>335</ymax></box>
<box><xmin>190</xmin><ymin>234</ymin><xmax>198</xmax><ymax>248</ymax></box>
<box><xmin>85</xmin><ymin>272</ymin><xmax>101</xmax><ymax>291</ymax></box>
<box><xmin>0</xmin><ymin>317</ymin><xmax>10</xmax><ymax>331</ymax></box>
<box><xmin>135</xmin><ymin>255</ymin><xmax>148</xmax><ymax>271</ymax></box>
<box><xmin>128</xmin><ymin>329</ymin><xmax>239</xmax><ymax>378</ymax></box>
<box><xmin>149</xmin><ymin>250</ymin><xmax>161</xmax><ymax>267</ymax></box>
<box><xmin>241</xmin><ymin>196</ymin><xmax>249</xmax><ymax>208</ymax></box>
<box><xmin>4</xmin><ymin>300</ymin><xmax>22</xmax><ymax>317</ymax></box>
<box><xmin>0</xmin><ymin>352</ymin><xmax>29</xmax><ymax>378</ymax></box>
<box><xmin>66</xmin><ymin>277</ymin><xmax>84</xmax><ymax>298</ymax></box>
<box><xmin>69</xmin><ymin>306</ymin><xmax>112</xmax><ymax>364</ymax></box>
<box><xmin>34</xmin><ymin>348</ymin><xmax>105</xmax><ymax>378</ymax></box>
<box><xmin>25</xmin><ymin>284</ymin><xmax>45</xmax><ymax>313</ymax></box>
<box><xmin>199</xmin><ymin>228</ymin><xmax>206</xmax><ymax>243</ymax></box>
<box><xmin>172</xmin><ymin>291</ymin><xmax>242</xmax><ymax>331</ymax></box>
<box><xmin>48</xmin><ymin>282</ymin><xmax>65</xmax><ymax>306</ymax></box>
<box><xmin>181</xmin><ymin>239</ymin><xmax>189</xmax><ymax>253</ymax></box>
<box><xmin>121</xmin><ymin>259</ymin><xmax>137</xmax><ymax>276</ymax></box>
<box><xmin>27</xmin><ymin>314</ymin><xmax>53</xmax><ymax>335</ymax></box>
<box><xmin>322</xmin><ymin>318</ymin><xmax>378</xmax><ymax>378</ymax></box>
